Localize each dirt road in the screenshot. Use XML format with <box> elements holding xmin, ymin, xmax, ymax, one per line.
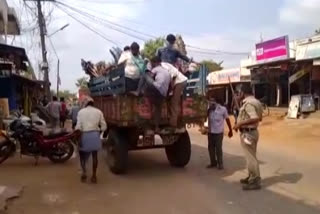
<box><xmin>1</xmin><ymin>127</ymin><xmax>320</xmax><ymax>214</ymax></box>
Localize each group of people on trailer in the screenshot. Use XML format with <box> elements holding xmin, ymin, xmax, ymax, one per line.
<box><xmin>75</xmin><ymin>34</ymin><xmax>264</xmax><ymax>190</ymax></box>
<box><xmin>75</xmin><ymin>34</ymin><xmax>194</xmax><ymax>183</ymax></box>
<box><xmin>118</xmin><ymin>34</ymin><xmax>195</xmax><ymax>131</ymax></box>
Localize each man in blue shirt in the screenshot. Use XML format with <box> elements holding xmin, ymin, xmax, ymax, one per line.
<box><xmin>144</xmin><ymin>56</ymin><xmax>171</xmax><ymax>131</ymax></box>
<box><xmin>207</xmin><ymin>97</ymin><xmax>233</xmax><ymax>169</ymax></box>
<box><xmin>157</xmin><ymin>34</ymin><xmax>191</xmax><ymax>65</ymax></box>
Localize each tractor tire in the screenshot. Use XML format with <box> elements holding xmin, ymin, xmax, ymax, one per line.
<box><xmin>105</xmin><ymin>129</ymin><xmax>128</xmax><ymax>174</ymax></box>
<box><xmin>165</xmin><ymin>131</ymin><xmax>191</xmax><ymax>167</ymax></box>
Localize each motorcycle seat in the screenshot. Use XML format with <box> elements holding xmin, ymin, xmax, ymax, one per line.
<box><xmin>44</xmin><ymin>131</ymin><xmax>70</xmax><ymax>139</ymax></box>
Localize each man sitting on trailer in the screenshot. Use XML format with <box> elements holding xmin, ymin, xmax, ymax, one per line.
<box><xmin>143</xmin><ymin>56</ymin><xmax>171</xmax><ymax>131</ymax></box>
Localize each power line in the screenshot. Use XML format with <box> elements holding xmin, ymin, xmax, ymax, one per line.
<box><xmin>47</xmin><ymin>35</ymin><xmax>59</xmax><ymax>59</ymax></box>
<box><xmin>55</xmin><ymin>1</ymin><xmax>154</xmax><ymax>41</ymax></box>
<box><xmin>57</xmin><ymin>1</ymin><xmax>250</xmax><ymax>55</ymax></box>
<box><xmin>33</xmin><ymin>0</ymin><xmax>250</xmax><ymax>56</ymax></box>
<box><xmin>63</xmin><ymin>2</ymin><xmax>148</xmax><ymax>27</ymax></box>
<box><xmin>55</xmin><ymin>4</ymin><xmax>119</xmax><ymax>46</ymax></box>
<box><xmin>186</xmin><ymin>45</ymin><xmax>249</xmax><ymax>55</ymax></box>
<box><xmin>188</xmin><ymin>49</ymin><xmax>248</xmax><ymax>57</ymax></box>
<box><xmin>73</xmin><ymin>0</ymin><xmax>147</xmax><ymax>4</ymax></box>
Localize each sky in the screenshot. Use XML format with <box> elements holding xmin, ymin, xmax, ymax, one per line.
<box><xmin>6</xmin><ymin>0</ymin><xmax>320</xmax><ymax>92</ymax></box>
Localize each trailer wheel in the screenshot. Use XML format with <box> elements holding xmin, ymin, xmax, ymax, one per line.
<box><xmin>105</xmin><ymin>129</ymin><xmax>128</xmax><ymax>174</ymax></box>
<box><xmin>165</xmin><ymin>131</ymin><xmax>191</xmax><ymax>167</ymax></box>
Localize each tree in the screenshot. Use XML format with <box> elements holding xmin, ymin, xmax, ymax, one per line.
<box><xmin>50</xmin><ymin>90</ymin><xmax>76</xmax><ymax>101</ymax></box>
<box><xmin>58</xmin><ymin>90</ymin><xmax>76</xmax><ymax>100</ymax></box>
<box><xmin>174</xmin><ymin>35</ymin><xmax>187</xmax><ymax>55</ymax></box>
<box><xmin>76</xmin><ymin>77</ymin><xmax>89</xmax><ymax>89</ymax></box>
<box><xmin>200</xmin><ymin>60</ymin><xmax>223</xmax><ymax>73</ymax></box>
<box><xmin>315</xmin><ymin>28</ymin><xmax>320</xmax><ymax>35</ymax></box>
<box><xmin>142</xmin><ymin>37</ymin><xmax>165</xmax><ymax>60</ymax></box>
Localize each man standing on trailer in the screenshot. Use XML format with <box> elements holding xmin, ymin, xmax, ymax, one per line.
<box><xmin>157</xmin><ymin>34</ymin><xmax>192</xmax><ymax>66</ymax></box>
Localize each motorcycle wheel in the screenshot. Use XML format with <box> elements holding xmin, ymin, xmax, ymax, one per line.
<box><xmin>48</xmin><ymin>140</ymin><xmax>74</xmax><ymax>164</ymax></box>
<box><xmin>0</xmin><ymin>141</ymin><xmax>15</xmax><ymax>164</ymax></box>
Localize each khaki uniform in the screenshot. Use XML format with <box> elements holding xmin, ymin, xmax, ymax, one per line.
<box><xmin>237</xmin><ymin>96</ymin><xmax>263</xmax><ymax>181</ymax></box>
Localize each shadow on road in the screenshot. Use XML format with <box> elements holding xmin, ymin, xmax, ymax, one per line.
<box><xmin>263</xmin><ymin>172</ymin><xmax>303</xmax><ymax>188</ymax></box>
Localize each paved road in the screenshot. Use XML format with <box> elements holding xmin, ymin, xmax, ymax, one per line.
<box><xmin>1</xmin><ymin>131</ymin><xmax>320</xmax><ymax>214</ymax></box>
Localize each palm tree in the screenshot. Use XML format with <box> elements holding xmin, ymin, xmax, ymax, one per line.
<box><xmin>76</xmin><ymin>77</ymin><xmax>88</xmax><ymax>89</ymax></box>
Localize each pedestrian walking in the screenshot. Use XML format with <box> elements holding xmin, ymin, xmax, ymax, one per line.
<box><xmin>46</xmin><ymin>96</ymin><xmax>61</xmax><ymax>128</ymax></box>
<box><xmin>75</xmin><ymin>97</ymin><xmax>107</xmax><ymax>183</ymax></box>
<box><xmin>70</xmin><ymin>100</ymin><xmax>80</xmax><ymax>130</ymax></box>
<box><xmin>233</xmin><ymin>84</ymin><xmax>263</xmax><ymax>190</ymax></box>
<box><xmin>59</xmin><ymin>97</ymin><xmax>68</xmax><ymax>128</ymax></box>
<box><xmin>207</xmin><ymin>97</ymin><xmax>233</xmax><ymax>170</ymax></box>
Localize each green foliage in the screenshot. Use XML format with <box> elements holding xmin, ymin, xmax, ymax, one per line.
<box><xmin>51</xmin><ymin>90</ymin><xmax>76</xmax><ymax>101</ymax></box>
<box><xmin>75</xmin><ymin>77</ymin><xmax>89</xmax><ymax>89</ymax></box>
<box><xmin>142</xmin><ymin>37</ymin><xmax>165</xmax><ymax>60</ymax></box>
<box><xmin>200</xmin><ymin>60</ymin><xmax>223</xmax><ymax>73</ymax></box>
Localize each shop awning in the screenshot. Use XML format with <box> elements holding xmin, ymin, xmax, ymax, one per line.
<box><xmin>296</xmin><ymin>39</ymin><xmax>320</xmax><ymax>61</ymax></box>
<box><xmin>0</xmin><ymin>44</ymin><xmax>36</xmax><ymax>79</ymax></box>
<box><xmin>0</xmin><ymin>44</ymin><xmax>28</xmax><ymax>61</ymax></box>
<box><xmin>207</xmin><ymin>68</ymin><xmax>250</xmax><ymax>86</ymax></box>
<box><xmin>246</xmin><ymin>58</ymin><xmax>295</xmax><ymax>69</ymax></box>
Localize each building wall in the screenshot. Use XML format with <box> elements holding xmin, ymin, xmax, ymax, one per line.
<box><xmin>0</xmin><ymin>78</ymin><xmax>16</xmax><ymax>110</ymax></box>
<box><xmin>0</xmin><ymin>0</ymin><xmax>20</xmax><ymax>39</ymax></box>
<box><xmin>0</xmin><ymin>35</ymin><xmax>4</xmax><ymax>44</ymax></box>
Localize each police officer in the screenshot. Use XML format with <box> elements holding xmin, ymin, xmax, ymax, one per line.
<box><xmin>233</xmin><ymin>84</ymin><xmax>263</xmax><ymax>190</ymax></box>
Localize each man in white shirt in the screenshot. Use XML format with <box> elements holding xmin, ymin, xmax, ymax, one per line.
<box><xmin>207</xmin><ymin>97</ymin><xmax>233</xmax><ymax>170</ymax></box>
<box><xmin>76</xmin><ymin>96</ymin><xmax>106</xmax><ymax>183</ymax></box>
<box><xmin>118</xmin><ymin>42</ymin><xmax>145</xmax><ymax>92</ymax></box>
<box><xmin>161</xmin><ymin>62</ymin><xmax>188</xmax><ymax>127</ymax></box>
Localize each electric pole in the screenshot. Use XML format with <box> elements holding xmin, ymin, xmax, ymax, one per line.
<box><xmin>57</xmin><ymin>59</ymin><xmax>60</xmax><ymax>97</ymax></box>
<box><xmin>36</xmin><ymin>0</ymin><xmax>50</xmax><ymax>97</ymax></box>
<box><xmin>25</xmin><ymin>0</ymin><xmax>52</xmax><ymax>96</ymax></box>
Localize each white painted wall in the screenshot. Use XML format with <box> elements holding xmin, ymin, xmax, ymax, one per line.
<box><xmin>0</xmin><ymin>0</ymin><xmax>9</xmax><ymax>43</ymax></box>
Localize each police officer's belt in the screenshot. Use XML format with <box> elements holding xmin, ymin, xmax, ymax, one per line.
<box><xmin>239</xmin><ymin>128</ymin><xmax>257</xmax><ymax>132</ymax></box>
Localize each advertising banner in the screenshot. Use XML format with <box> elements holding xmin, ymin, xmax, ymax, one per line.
<box><xmin>207</xmin><ymin>68</ymin><xmax>241</xmax><ymax>85</ymax></box>
<box><xmin>256</xmin><ymin>36</ymin><xmax>289</xmax><ymax>63</ymax></box>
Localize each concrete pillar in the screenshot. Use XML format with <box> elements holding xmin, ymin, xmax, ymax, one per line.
<box><xmin>276</xmin><ymin>83</ymin><xmax>281</xmax><ymax>106</ymax></box>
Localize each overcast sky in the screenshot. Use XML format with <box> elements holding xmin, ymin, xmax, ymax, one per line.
<box><xmin>6</xmin><ymin>0</ymin><xmax>320</xmax><ymax>92</ymax></box>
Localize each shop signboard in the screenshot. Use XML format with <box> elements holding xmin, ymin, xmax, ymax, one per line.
<box><xmin>256</xmin><ymin>36</ymin><xmax>289</xmax><ymax>63</ymax></box>
<box><xmin>207</xmin><ymin>68</ymin><xmax>241</xmax><ymax>85</ymax></box>
<box><xmin>296</xmin><ymin>41</ymin><xmax>320</xmax><ymax>61</ymax></box>
<box><xmin>289</xmin><ymin>69</ymin><xmax>309</xmax><ymax>84</ymax></box>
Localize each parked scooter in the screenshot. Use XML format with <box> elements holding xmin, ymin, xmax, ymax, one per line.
<box><xmin>0</xmin><ymin>114</ymin><xmax>80</xmax><ymax>165</ymax></box>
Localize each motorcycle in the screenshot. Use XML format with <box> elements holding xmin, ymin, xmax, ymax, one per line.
<box><xmin>0</xmin><ymin>115</ymin><xmax>80</xmax><ymax>165</ymax></box>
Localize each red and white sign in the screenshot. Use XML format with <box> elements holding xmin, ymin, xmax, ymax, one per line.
<box><xmin>207</xmin><ymin>68</ymin><xmax>241</xmax><ymax>85</ymax></box>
